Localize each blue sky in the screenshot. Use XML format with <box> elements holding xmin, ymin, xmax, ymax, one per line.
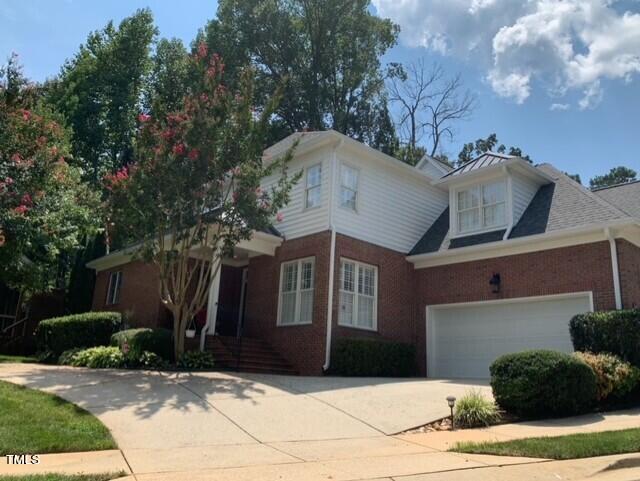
<box><xmin>1</xmin><ymin>0</ymin><xmax>638</xmax><ymax>182</ymax></box>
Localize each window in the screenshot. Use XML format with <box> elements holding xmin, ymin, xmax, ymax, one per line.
<box><xmin>456</xmin><ymin>181</ymin><xmax>506</xmax><ymax>234</ymax></box>
<box><xmin>278</xmin><ymin>258</ymin><xmax>315</xmax><ymax>325</ymax></box>
<box><xmin>339</xmin><ymin>259</ymin><xmax>377</xmax><ymax>330</ymax></box>
<box><xmin>106</xmin><ymin>271</ymin><xmax>122</xmax><ymax>305</ymax></box>
<box><xmin>305</xmin><ymin>164</ymin><xmax>322</xmax><ymax>209</ymax></box>
<box><xmin>340</xmin><ymin>164</ymin><xmax>358</xmax><ymax>210</ymax></box>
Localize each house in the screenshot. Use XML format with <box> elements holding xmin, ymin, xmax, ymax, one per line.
<box><xmin>87</xmin><ymin>130</ymin><xmax>640</xmax><ymax>378</ymax></box>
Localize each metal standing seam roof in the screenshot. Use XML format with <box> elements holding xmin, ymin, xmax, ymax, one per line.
<box><xmin>441</xmin><ymin>152</ymin><xmax>516</xmax><ymax>178</ymax></box>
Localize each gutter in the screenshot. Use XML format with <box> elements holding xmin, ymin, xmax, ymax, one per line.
<box><xmin>605</xmin><ymin>227</ymin><xmax>623</xmax><ymax>309</ymax></box>
<box><xmin>323</xmin><ymin>138</ymin><xmax>343</xmax><ymax>372</ymax></box>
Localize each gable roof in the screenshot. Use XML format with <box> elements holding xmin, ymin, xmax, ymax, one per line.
<box><xmin>409</xmin><ymin>164</ymin><xmax>632</xmax><ymax>256</ymax></box>
<box><xmin>592</xmin><ymin>180</ymin><xmax>640</xmax><ymax>220</ymax></box>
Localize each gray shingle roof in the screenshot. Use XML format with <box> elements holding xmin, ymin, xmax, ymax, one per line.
<box><xmin>592</xmin><ymin>180</ymin><xmax>640</xmax><ymax>220</ymax></box>
<box><xmin>442</xmin><ymin>152</ymin><xmax>515</xmax><ymax>178</ymax></box>
<box><xmin>409</xmin><ymin>164</ymin><xmax>631</xmax><ymax>256</ymax></box>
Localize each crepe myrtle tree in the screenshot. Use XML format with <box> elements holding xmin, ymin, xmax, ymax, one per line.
<box><xmin>105</xmin><ymin>44</ymin><xmax>299</xmax><ymax>359</ymax></box>
<box><xmin>0</xmin><ymin>54</ymin><xmax>100</xmax><ymax>294</ymax></box>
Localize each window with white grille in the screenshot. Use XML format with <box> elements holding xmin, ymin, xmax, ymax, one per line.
<box><xmin>278</xmin><ymin>257</ymin><xmax>315</xmax><ymax>325</ymax></box>
<box><xmin>106</xmin><ymin>271</ymin><xmax>122</xmax><ymax>305</ymax></box>
<box><xmin>339</xmin><ymin>259</ymin><xmax>377</xmax><ymax>330</ymax></box>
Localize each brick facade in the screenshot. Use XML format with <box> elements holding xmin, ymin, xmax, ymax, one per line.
<box><xmin>91</xmin><ymin>233</ymin><xmax>639</xmax><ymax>377</ymax></box>
<box><xmin>617</xmin><ymin>239</ymin><xmax>640</xmax><ymax>309</ymax></box>
<box><xmin>331</xmin><ymin>233</ymin><xmax>416</xmax><ymax>345</ymax></box>
<box><xmin>92</xmin><ymin>260</ymin><xmax>170</xmax><ymax>328</ymax></box>
<box><xmin>243</xmin><ymin>231</ymin><xmax>332</xmax><ymax>375</ymax></box>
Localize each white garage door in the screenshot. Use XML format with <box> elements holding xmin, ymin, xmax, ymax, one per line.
<box><xmin>427</xmin><ymin>293</ymin><xmax>593</xmax><ymax>379</ymax></box>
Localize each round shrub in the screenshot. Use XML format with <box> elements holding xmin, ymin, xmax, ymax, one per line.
<box><xmin>454</xmin><ymin>390</ymin><xmax>501</xmax><ymax>428</ymax></box>
<box><xmin>111</xmin><ymin>328</ymin><xmax>173</xmax><ymax>361</ymax></box>
<box><xmin>490</xmin><ymin>350</ymin><xmax>597</xmax><ymax>418</ymax></box>
<box><xmin>70</xmin><ymin>346</ymin><xmax>125</xmax><ymax>369</ymax></box>
<box><xmin>177</xmin><ymin>350</ymin><xmax>215</xmax><ymax>370</ymax></box>
<box><xmin>575</xmin><ymin>352</ymin><xmax>640</xmax><ymax>401</ymax></box>
<box><xmin>36</xmin><ymin>312</ymin><xmax>122</xmax><ymax>356</ymax></box>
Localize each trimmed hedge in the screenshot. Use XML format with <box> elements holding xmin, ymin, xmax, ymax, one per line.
<box><xmin>36</xmin><ymin>312</ymin><xmax>122</xmax><ymax>356</ymax></box>
<box><xmin>330</xmin><ymin>338</ymin><xmax>416</xmax><ymax>377</ymax></box>
<box><xmin>111</xmin><ymin>328</ymin><xmax>173</xmax><ymax>361</ymax></box>
<box><xmin>490</xmin><ymin>350</ymin><xmax>597</xmax><ymax>418</ymax></box>
<box><xmin>570</xmin><ymin>310</ymin><xmax>640</xmax><ymax>367</ymax></box>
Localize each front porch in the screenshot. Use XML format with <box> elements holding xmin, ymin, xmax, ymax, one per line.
<box><xmin>192</xmin><ymin>231</ymin><xmax>298</xmax><ymax>374</ymax></box>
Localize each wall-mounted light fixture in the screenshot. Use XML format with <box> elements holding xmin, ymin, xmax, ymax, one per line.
<box><xmin>489</xmin><ymin>273</ymin><xmax>501</xmax><ymax>293</ymax></box>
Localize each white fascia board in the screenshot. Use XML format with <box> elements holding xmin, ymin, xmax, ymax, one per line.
<box><xmin>407</xmin><ymin>219</ymin><xmax>639</xmax><ymax>269</ymax></box>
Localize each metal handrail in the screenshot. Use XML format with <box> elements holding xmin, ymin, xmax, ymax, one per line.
<box><xmin>1</xmin><ymin>315</ymin><xmax>28</xmax><ymax>335</ymax></box>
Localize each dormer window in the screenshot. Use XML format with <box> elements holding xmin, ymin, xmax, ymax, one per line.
<box><xmin>456</xmin><ymin>180</ymin><xmax>506</xmax><ymax>234</ymax></box>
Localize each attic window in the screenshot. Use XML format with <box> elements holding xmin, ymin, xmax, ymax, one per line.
<box><xmin>456</xmin><ymin>181</ymin><xmax>506</xmax><ymax>234</ymax></box>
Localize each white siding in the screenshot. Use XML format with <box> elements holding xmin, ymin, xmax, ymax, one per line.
<box><xmin>418</xmin><ymin>161</ymin><xmax>446</xmax><ymax>180</ymax></box>
<box><xmin>261</xmin><ymin>149</ymin><xmax>330</xmax><ymax>239</ymax></box>
<box><xmin>333</xmin><ymin>146</ymin><xmax>448</xmax><ymax>253</ymax></box>
<box><xmin>512</xmin><ymin>173</ymin><xmax>540</xmax><ymax>225</ymax></box>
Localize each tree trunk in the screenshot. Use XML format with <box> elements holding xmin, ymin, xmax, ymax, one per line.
<box><xmin>173</xmin><ymin>308</ymin><xmax>187</xmax><ymax>362</ymax></box>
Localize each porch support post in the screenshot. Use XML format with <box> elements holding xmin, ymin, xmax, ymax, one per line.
<box><xmin>200</xmin><ymin>265</ymin><xmax>221</xmax><ymax>351</ymax></box>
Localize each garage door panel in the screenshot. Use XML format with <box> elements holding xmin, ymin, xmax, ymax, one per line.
<box><xmin>428</xmin><ymin>294</ymin><xmax>591</xmax><ymax>379</ymax></box>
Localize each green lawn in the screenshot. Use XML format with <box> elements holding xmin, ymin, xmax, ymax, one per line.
<box><xmin>0</xmin><ymin>354</ymin><xmax>37</xmax><ymax>364</ymax></box>
<box><xmin>0</xmin><ymin>381</ymin><xmax>116</xmax><ymax>455</ymax></box>
<box><xmin>0</xmin><ymin>475</ymin><xmax>125</xmax><ymax>481</ymax></box>
<box><xmin>453</xmin><ymin>428</ymin><xmax>640</xmax><ymax>460</ymax></box>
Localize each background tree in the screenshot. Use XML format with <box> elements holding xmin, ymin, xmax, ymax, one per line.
<box><xmin>144</xmin><ymin>38</ymin><xmax>191</xmax><ymax>118</ymax></box>
<box><xmin>589</xmin><ymin>166</ymin><xmax>637</xmax><ymax>189</ymax></box>
<box><xmin>202</xmin><ymin>0</ymin><xmax>398</xmax><ymax>144</ymax></box>
<box><xmin>45</xmin><ymin>9</ymin><xmax>157</xmax><ymax>184</ymax></box>
<box><xmin>457</xmin><ymin>133</ymin><xmax>530</xmax><ymax>166</ymax></box>
<box><xmin>387</xmin><ymin>59</ymin><xmax>475</xmax><ymax>165</ymax></box>
<box><xmin>0</xmin><ymin>55</ymin><xmax>99</xmax><ymax>294</ymax></box>
<box><xmin>106</xmin><ymin>46</ymin><xmax>298</xmax><ymax>359</ymax></box>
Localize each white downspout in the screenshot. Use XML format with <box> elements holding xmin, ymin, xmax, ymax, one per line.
<box><xmin>605</xmin><ymin>227</ymin><xmax>623</xmax><ymax>310</ymax></box>
<box><xmin>323</xmin><ymin>139</ymin><xmax>342</xmax><ymax>371</ymax></box>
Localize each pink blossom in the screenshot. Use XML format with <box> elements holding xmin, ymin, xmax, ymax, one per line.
<box><xmin>161</xmin><ymin>129</ymin><xmax>174</xmax><ymax>140</ymax></box>
<box><xmin>255</xmin><ymin>187</ymin><xmax>263</xmax><ymax>196</ymax></box>
<box><xmin>276</xmin><ymin>212</ymin><xmax>284</xmax><ymax>223</ymax></box>
<box><xmin>0</xmin><ymin>230</ymin><xmax>5</xmax><ymax>247</ymax></box>
<box><xmin>173</xmin><ymin>143</ymin><xmax>186</xmax><ymax>156</ymax></box>
<box><xmin>5</xmin><ymin>177</ymin><xmax>14</xmax><ymax>185</ymax></box>
<box><xmin>10</xmin><ymin>153</ymin><xmax>22</xmax><ymax>164</ymax></box>
<box><xmin>21</xmin><ymin>194</ymin><xmax>32</xmax><ymax>206</ymax></box>
<box><xmin>36</xmin><ymin>136</ymin><xmax>47</xmax><ymax>146</ymax></box>
<box><xmin>138</xmin><ymin>113</ymin><xmax>151</xmax><ymax>123</ymax></box>
<box><xmin>22</xmin><ymin>110</ymin><xmax>31</xmax><ymax>121</ymax></box>
<box><xmin>196</xmin><ymin>42</ymin><xmax>208</xmax><ymax>60</ymax></box>
<box><xmin>188</xmin><ymin>149</ymin><xmax>199</xmax><ymax>160</ymax></box>
<box><xmin>14</xmin><ymin>205</ymin><xmax>28</xmax><ymax>215</ymax></box>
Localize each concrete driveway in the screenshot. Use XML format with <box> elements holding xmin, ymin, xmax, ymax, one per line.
<box><xmin>0</xmin><ymin>363</ymin><xmax>489</xmax><ymax>475</ymax></box>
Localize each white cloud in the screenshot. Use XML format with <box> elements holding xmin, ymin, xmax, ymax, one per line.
<box><xmin>373</xmin><ymin>0</ymin><xmax>640</xmax><ymax>108</ymax></box>
<box><xmin>550</xmin><ymin>103</ymin><xmax>570</xmax><ymax>111</ymax></box>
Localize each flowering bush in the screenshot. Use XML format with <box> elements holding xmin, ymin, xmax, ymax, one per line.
<box><xmin>575</xmin><ymin>352</ymin><xmax>640</xmax><ymax>401</ymax></box>
<box><xmin>0</xmin><ymin>54</ymin><xmax>99</xmax><ymax>291</ymax></box>
<box><xmin>106</xmin><ymin>45</ymin><xmax>298</xmax><ymax>359</ymax></box>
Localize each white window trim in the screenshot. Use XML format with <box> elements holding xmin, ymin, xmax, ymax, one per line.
<box><xmin>338</xmin><ymin>163</ymin><xmax>359</xmax><ymax>212</ymax></box>
<box><xmin>452</xmin><ymin>179</ymin><xmax>508</xmax><ymax>237</ymax></box>
<box><xmin>338</xmin><ymin>258</ymin><xmax>378</xmax><ymax>331</ymax></box>
<box><xmin>277</xmin><ymin>257</ymin><xmax>315</xmax><ymax>326</ymax></box>
<box><xmin>304</xmin><ymin>163</ymin><xmax>322</xmax><ymax>211</ymax></box>
<box><xmin>106</xmin><ymin>271</ymin><xmax>122</xmax><ymax>306</ymax></box>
